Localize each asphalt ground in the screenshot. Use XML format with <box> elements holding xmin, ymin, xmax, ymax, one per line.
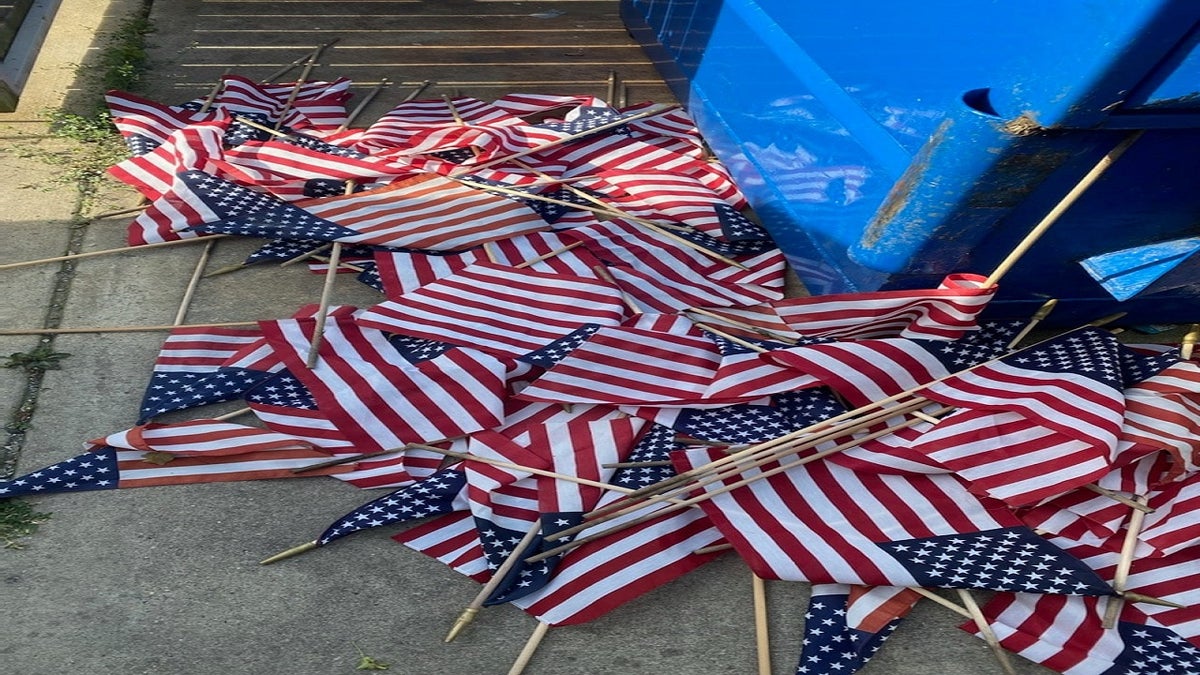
<box><xmin>0</xmin><ymin>2</ymin><xmax>1057</xmax><ymax>673</ymax></box>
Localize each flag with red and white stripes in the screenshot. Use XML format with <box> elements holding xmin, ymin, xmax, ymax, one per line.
<box><xmin>905</xmin><ymin>407</ymin><xmax>1112</xmax><ymax>507</ymax></box>
<box><xmin>1121</xmin><ymin>359</ymin><xmax>1200</xmax><ymax>479</ymax></box>
<box><xmin>105</xmin><ymin>90</ymin><xmax>223</xmax><ymax>155</ymax></box>
<box><xmin>259</xmin><ymin>314</ymin><xmax>509</xmax><ymax>452</ymax></box>
<box><xmin>768</xmin><ymin>273</ymin><xmax>996</xmax><ymax>341</ymax></box>
<box><xmin>108</xmin><ymin>118</ymin><xmax>229</xmax><ymax>200</ymax></box>
<box><xmin>356</xmin><ymin>262</ymin><xmax>628</xmax><ymax>359</ymax></box>
<box><xmin>393</xmin><ymin>510</ymin><xmax>492</xmax><ymax>582</ymax></box>
<box><xmin>213</xmin><ymin>75</ymin><xmax>352</xmax><ymax>131</ymax></box>
<box><xmin>355</xmin><ymin>96</ymin><xmax>523</xmax><ymax>150</ymax></box>
<box><xmin>673</xmin><ymin>447</ymin><xmax>1112</xmax><ymax>594</ymax></box>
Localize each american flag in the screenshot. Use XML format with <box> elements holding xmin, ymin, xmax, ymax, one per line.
<box><xmin>355</xmin><ymin>262</ymin><xmax>628</xmax><ymax>359</ymax></box>
<box><xmin>0</xmin><ymin>421</ymin><xmax>350</xmax><ymax>498</ymax></box>
<box><xmin>1120</xmin><ymin>359</ymin><xmax>1200</xmax><ymax>478</ymax></box>
<box><xmin>137</xmin><ymin>326</ymin><xmax>269</xmax><ymax>422</ymax></box>
<box><xmin>796</xmin><ymin>584</ymin><xmax>919</xmax><ymax>675</ymax></box>
<box><xmin>105</xmin><ymin>90</ymin><xmax>223</xmax><ymax>155</ymax></box>
<box><xmin>259</xmin><ymin>314</ymin><xmax>509</xmax><ymax>452</ymax></box>
<box><xmin>515</xmin><ymin>323</ymin><xmax>757</xmax><ymax>407</ymax></box>
<box><xmin>392</xmin><ymin>510</ymin><xmax>491</xmax><ymax>582</ymax></box>
<box><xmin>355</xmin><ymin>96</ymin><xmax>523</xmax><ymax>150</ymax></box>
<box><xmin>674</xmin><ymin>447</ymin><xmax>1112</xmax><ymax>594</ymax></box>
<box><xmin>763</xmin><ymin>322</ymin><xmax>1017</xmax><ymax>407</ymax></box>
<box><xmin>509</xmin><ymin>493</ymin><xmax>726</xmax><ymax>626</ymax></box>
<box><xmin>1138</xmin><ymin>472</ymin><xmax>1200</xmax><ymax>558</ymax></box>
<box><xmin>923</xmin><ymin>327</ymin><xmax>1178</xmax><ymax>457</ymax></box>
<box><xmin>700</xmin><ymin>333</ymin><xmax>824</xmax><ymax>401</ymax></box>
<box><xmin>768</xmin><ymin>273</ymin><xmax>997</xmax><ymax>341</ymax></box>
<box><xmin>972</xmin><ymin>543</ymin><xmax>1200</xmax><ymax>673</ymax></box>
<box><xmin>491</xmin><ymin>93</ymin><xmax>602</xmax><ymax>116</ymax></box>
<box><xmin>482</xmin><ymin>417</ymin><xmax>645</xmax><ymax>606</ymax></box>
<box><xmin>212</xmin><ymin>75</ymin><xmax>352</xmax><ymax>131</ymax></box>
<box><xmin>242</xmin><ymin>369</ymin><xmax>356</xmax><ymax>454</ymax></box>
<box><xmin>108</xmin><ymin>118</ymin><xmax>228</xmax><ymax>201</ymax></box>
<box><xmin>314</xmin><ymin>465</ymin><xmax>468</xmax><ymax>547</ymax></box>
<box><xmin>904</xmin><ymin>407</ymin><xmax>1113</xmax><ymax>507</ymax></box>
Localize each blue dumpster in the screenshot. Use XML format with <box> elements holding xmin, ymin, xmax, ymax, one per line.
<box><xmin>622</xmin><ymin>0</ymin><xmax>1200</xmax><ymax>323</ymax></box>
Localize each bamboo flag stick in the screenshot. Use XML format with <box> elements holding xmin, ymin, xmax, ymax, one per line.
<box><xmin>957</xmin><ymin>589</ymin><xmax>1019</xmax><ymax>675</ymax></box>
<box><xmin>445</xmin><ymin>521</ymin><xmax>542</xmax><ymax>643</ymax></box>
<box><xmin>507</xmin><ymin>622</ymin><xmax>551</xmax><ymax>675</ymax></box>
<box><xmin>336</xmin><ymin>78</ymin><xmax>390</xmax><ymax>132</ymax></box>
<box><xmin>403</xmin><ymin>79</ymin><xmax>435</xmax><ymax>103</ymax></box>
<box><xmin>1182</xmin><ymin>324</ymin><xmax>1200</xmax><ymax>360</ymax></box>
<box><xmin>1006</xmin><ymin>298</ymin><xmax>1058</xmax><ymax>349</ymax></box>
<box><xmin>0</xmin><ymin>321</ymin><xmax>259</xmax><ymax>336</ymax></box>
<box><xmin>513</xmin><ymin>241</ymin><xmax>583</xmax><ymax>269</ymax></box>
<box><xmin>279</xmin><ymin>242</ymin><xmax>333</xmax><ymax>268</ymax></box>
<box><xmin>197</xmin><ymin>68</ymin><xmax>231</xmax><ymax>114</ymax></box>
<box><xmin>173</xmin><ymin>239</ymin><xmax>216</xmax><ymax>325</ymax></box>
<box><xmin>1103</xmin><ymin>494</ymin><xmax>1150</xmax><ymax>628</ymax></box>
<box><xmin>304</xmin><ymin>181</ymin><xmax>355</xmax><ymax>368</ymax></box>
<box><xmin>449</xmin><ymin>103</ymin><xmax>677</xmax><ymax>177</ymax></box>
<box><xmin>911</xmin><ymin>588</ymin><xmax>972</xmax><ymax>619</ymax></box>
<box><xmin>261</xmin><ymin>39</ymin><xmax>340</xmax><ymax>84</ymax></box>
<box><xmin>984</xmin><ymin>131</ymin><xmax>1144</xmax><ymax>286</ymax></box>
<box><xmin>693</xmin><ymin>542</ymin><xmax>733</xmax><ymax>555</ymax></box>
<box><xmin>274</xmin><ymin>56</ymin><xmax>319</xmax><ymax>131</ymax></box>
<box><xmin>87</xmin><ymin>204</ymin><xmax>149</xmax><ymax>220</ymax></box>
<box><xmin>1083</xmin><ymin>483</ymin><xmax>1154</xmax><ymax>513</ymax></box>
<box><xmin>290</xmin><ymin>447</ymin><xmax>405</xmax><ymax>474</ymax></box>
<box><xmin>752</xmin><ymin>573</ymin><xmax>772</xmax><ymax>675</ymax></box>
<box><xmin>213</xmin><ymin>406</ymin><xmax>252</xmax><ymax>421</ymax></box>
<box><xmin>0</xmin><ymin>235</ymin><xmax>229</xmax><ymax>271</ymax></box>
<box><xmin>606</xmin><ymin>70</ymin><xmax>617</xmax><ymax>104</ymax></box>
<box><xmin>694</xmin><ymin>322</ymin><xmax>769</xmax><ymax>353</ymax></box>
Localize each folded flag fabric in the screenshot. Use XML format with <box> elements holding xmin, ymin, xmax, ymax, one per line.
<box><xmin>314</xmin><ymin>465</ymin><xmax>468</xmax><ymax>548</ymax></box>
<box><xmin>673</xmin><ymin>447</ymin><xmax>1113</xmax><ymax>594</ymax></box>
<box><xmin>259</xmin><ymin>314</ymin><xmax>509</xmax><ymax>452</ymax></box>
<box><xmin>0</xmin><ymin>420</ymin><xmax>350</xmax><ymax>498</ymax></box>
<box><xmin>105</xmin><ymin>89</ymin><xmax>222</xmax><ymax>155</ymax></box>
<box><xmin>796</xmin><ymin>584</ymin><xmax>920</xmax><ymax>675</ymax></box>
<box><xmin>137</xmin><ymin>326</ymin><xmax>270</xmax><ymax>422</ymax></box>
<box><xmin>767</xmin><ymin>273</ymin><xmax>996</xmax><ymax>341</ymax></box>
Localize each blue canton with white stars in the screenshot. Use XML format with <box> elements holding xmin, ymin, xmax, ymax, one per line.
<box><xmin>243</xmin><ymin>238</ymin><xmax>327</xmax><ymax>265</ymax></box>
<box><xmin>180</xmin><ymin>170</ymin><xmax>361</xmax><ymax>242</ymax></box>
<box><xmin>286</xmin><ymin>134</ymin><xmax>370</xmax><ymax>159</ymax></box>
<box><xmin>771</xmin><ymin>388</ymin><xmax>848</xmax><ymax>429</ymax></box>
<box><xmin>1004</xmin><ymin>327</ymin><xmax>1175</xmax><ymax>390</ymax></box>
<box><xmin>611</xmin><ymin>423</ymin><xmax>678</xmax><ymax>489</ymax></box>
<box><xmin>534</xmin><ymin>107</ymin><xmax>632</xmax><ymax>136</ymax></box>
<box><xmin>796</xmin><ymin>592</ymin><xmax>902</xmax><ymax>675</ymax></box>
<box><xmin>244</xmin><ymin>369</ymin><xmax>319</xmax><ymax>410</ymax></box>
<box><xmin>0</xmin><ymin>448</ymin><xmax>121</xmax><ymax>498</ymax></box>
<box><xmin>388</xmin><ymin>334</ymin><xmax>456</xmax><ymax>363</ymax></box>
<box><xmin>673</xmin><ymin>404</ymin><xmax>797</xmax><ymax>444</ymax></box>
<box><xmin>878</xmin><ymin>527</ymin><xmax>1113</xmax><ymax>595</ymax></box>
<box><xmin>1105</xmin><ymin>621</ymin><xmax>1200</xmax><ymax>674</ymax></box>
<box><xmin>673</xmin><ymin>225</ymin><xmax>777</xmax><ymax>257</ymax></box>
<box><xmin>912</xmin><ymin>320</ymin><xmax>1022</xmax><ymax>372</ymax></box>
<box><xmin>480</xmin><ymin>511</ymin><xmax>586</xmax><ymax>606</ymax></box>
<box><xmin>124</xmin><ymin>133</ymin><xmax>161</xmax><ymax>156</ymax></box>
<box><xmin>224</xmin><ymin>113</ymin><xmax>277</xmax><ymax>147</ymax></box>
<box><xmin>139</xmin><ymin>366</ymin><xmax>271</xmax><ymax>423</ymax></box>
<box><xmin>716</xmin><ymin>203</ymin><xmax>772</xmax><ymax>242</ymax></box>
<box><xmin>317</xmin><ymin>467</ymin><xmax>466</xmax><ymax>545</ymax></box>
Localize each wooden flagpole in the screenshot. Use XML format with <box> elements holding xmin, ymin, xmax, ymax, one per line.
<box><xmin>173</xmin><ymin>239</ymin><xmax>216</xmax><ymax>325</ymax></box>
<box><xmin>752</xmin><ymin>574</ymin><xmax>772</xmax><ymax>675</ymax></box>
<box><xmin>279</xmin><ymin>243</ymin><xmax>333</xmax><ymax>268</ymax></box>
<box><xmin>513</xmin><ymin>241</ymin><xmax>583</xmax><ymax>269</ymax></box>
<box><xmin>260</xmin><ymin>39</ymin><xmax>340</xmax><ymax>84</ymax></box>
<box><xmin>445</xmin><ymin>520</ymin><xmax>542</xmax><ymax>643</ymax></box>
<box><xmin>304</xmin><ymin>181</ymin><xmax>355</xmax><ymax>368</ymax></box>
<box><xmin>87</xmin><ymin>204</ymin><xmax>149</xmax><ymax>220</ymax></box>
<box><xmin>957</xmin><ymin>589</ymin><xmax>1018</xmax><ymax>675</ymax></box>
<box><xmin>1182</xmin><ymin>324</ymin><xmax>1199</xmax><ymax>360</ymax></box>
<box><xmin>1103</xmin><ymin>493</ymin><xmax>1150</xmax><ymax>628</ymax></box>
<box><xmin>605</xmin><ymin>70</ymin><xmax>617</xmax><ymax>104</ymax></box>
<box><xmin>336</xmin><ymin>78</ymin><xmax>390</xmax><ymax>132</ymax></box>
<box><xmin>984</xmin><ymin>131</ymin><xmax>1143</xmax><ymax>286</ymax></box>
<box><xmin>685</xmin><ymin>306</ymin><xmax>797</xmax><ymax>344</ymax></box>
<box><xmin>213</xmin><ymin>407</ymin><xmax>252</xmax><ymax>421</ymax></box>
<box><xmin>1006</xmin><ymin>298</ymin><xmax>1058</xmax><ymax>349</ymax></box>
<box><xmin>591</xmin><ymin>264</ymin><xmax>641</xmax><ymax>314</ymax></box>
<box><xmin>507</xmin><ymin>622</ymin><xmax>551</xmax><ymax>675</ymax></box>
<box><xmin>0</xmin><ymin>235</ymin><xmax>230</xmax><ymax>272</ymax></box>
<box><xmin>0</xmin><ymin>321</ymin><xmax>259</xmax><ymax>336</ymax></box>
<box><xmin>273</xmin><ymin>56</ymin><xmax>319</xmax><ymax>131</ymax></box>
<box><xmin>197</xmin><ymin>68</ymin><xmax>230</xmax><ymax>114</ymax></box>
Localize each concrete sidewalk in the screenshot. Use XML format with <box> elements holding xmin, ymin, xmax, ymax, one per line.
<box><xmin>0</xmin><ymin>2</ymin><xmax>1051</xmax><ymax>674</ymax></box>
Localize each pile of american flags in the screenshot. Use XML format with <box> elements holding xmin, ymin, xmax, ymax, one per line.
<box><xmin>5</xmin><ymin>71</ymin><xmax>1200</xmax><ymax>675</ymax></box>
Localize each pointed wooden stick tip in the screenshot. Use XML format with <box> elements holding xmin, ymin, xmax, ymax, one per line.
<box><xmin>259</xmin><ymin>540</ymin><xmax>319</xmax><ymax>565</ymax></box>
<box><xmin>444</xmin><ymin>607</ymin><xmax>480</xmax><ymax>643</ymax></box>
